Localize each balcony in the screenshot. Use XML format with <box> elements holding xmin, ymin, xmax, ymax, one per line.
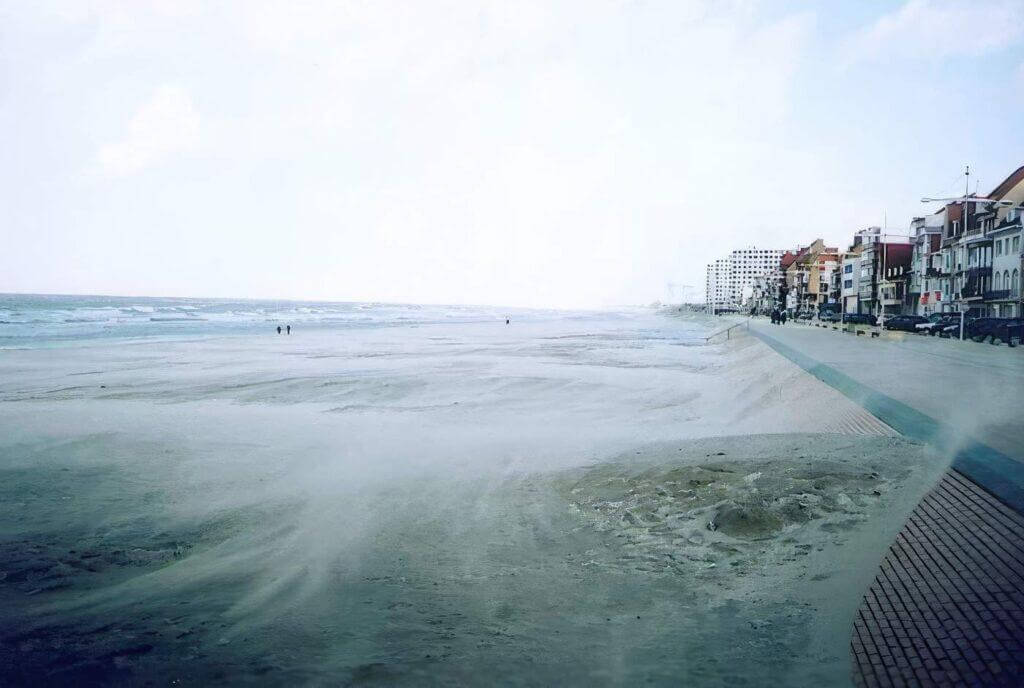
<box><xmin>983</xmin><ymin>290</ymin><xmax>1013</xmax><ymax>301</ymax></box>
<box><xmin>962</xmin><ymin>284</ymin><xmax>985</xmax><ymax>299</ymax></box>
<box><xmin>960</xmin><ymin>266</ymin><xmax>992</xmax><ymax>278</ymax></box>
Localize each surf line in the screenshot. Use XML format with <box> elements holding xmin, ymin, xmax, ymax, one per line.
<box><xmin>749</xmin><ymin>328</ymin><xmax>1024</xmax><ymax>514</ymax></box>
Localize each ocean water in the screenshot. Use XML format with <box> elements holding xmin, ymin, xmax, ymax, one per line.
<box><xmin>0</xmin><ymin>293</ymin><xmax>593</xmax><ymax>348</ymax></box>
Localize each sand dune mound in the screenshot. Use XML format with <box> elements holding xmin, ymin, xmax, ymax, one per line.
<box><xmin>559</xmin><ymin>434</ymin><xmax>918</xmax><ymax>583</ymax></box>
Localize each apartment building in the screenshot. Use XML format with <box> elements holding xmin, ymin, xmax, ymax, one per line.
<box><xmin>705</xmin><ymin>247</ymin><xmax>785</xmax><ymax>310</ymax></box>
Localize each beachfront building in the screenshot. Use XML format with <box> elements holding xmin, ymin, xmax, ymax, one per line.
<box><xmin>857</xmin><ymin>229</ymin><xmax>912</xmax><ymax>316</ymax></box>
<box><xmin>816</xmin><ymin>252</ymin><xmax>839</xmax><ymax>310</ymax></box>
<box><xmin>939</xmin><ymin>200</ymin><xmax>972</xmax><ymax>315</ymax></box>
<box><xmin>705</xmin><ymin>247</ymin><xmax>786</xmax><ymax>311</ymax></box>
<box><xmin>990</xmin><ymin>219</ymin><xmax>1021</xmax><ymax>317</ymax></box>
<box><xmin>839</xmin><ymin>245</ymin><xmax>863</xmax><ymax>314</ymax></box>
<box><xmin>910</xmin><ymin>211</ymin><xmax>944</xmax><ymax>315</ymax></box>
<box><xmin>782</xmin><ymin>239</ymin><xmax>838</xmax><ymax>315</ymax></box>
<box><xmin>978</xmin><ymin>165</ymin><xmax>1024</xmax><ymax>317</ymax></box>
<box><xmin>960</xmin><ymin>199</ymin><xmax>997</xmax><ymax>316</ymax></box>
<box><xmin>880</xmin><ymin>262</ymin><xmax>911</xmax><ymax>316</ymax></box>
<box><xmin>726</xmin><ymin>247</ymin><xmax>786</xmax><ymax>307</ymax></box>
<box><xmin>705</xmin><ymin>258</ymin><xmax>730</xmax><ymax>311</ymax></box>
<box><xmin>749</xmin><ymin>274</ymin><xmax>776</xmax><ymax>314</ymax></box>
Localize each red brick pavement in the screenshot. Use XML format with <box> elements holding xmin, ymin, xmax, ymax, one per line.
<box><xmin>852</xmin><ymin>470</ymin><xmax>1024</xmax><ymax>686</ymax></box>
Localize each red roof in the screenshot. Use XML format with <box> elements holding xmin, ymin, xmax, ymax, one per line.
<box><xmin>988</xmin><ymin>164</ymin><xmax>1024</xmax><ymax>201</ymax></box>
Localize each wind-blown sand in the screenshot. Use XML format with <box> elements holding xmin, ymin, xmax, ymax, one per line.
<box><xmin>0</xmin><ymin>312</ymin><xmax>947</xmax><ymax>685</ymax></box>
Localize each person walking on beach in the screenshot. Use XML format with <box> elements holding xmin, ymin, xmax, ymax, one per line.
<box><xmin>276</xmin><ymin>326</ymin><xmax>282</xmax><ymax>334</ymax></box>
<box><xmin>286</xmin><ymin>325</ymin><xmax>291</xmax><ymax>335</ymax></box>
<box><xmin>506</xmin><ymin>318</ymin><xmax>510</xmax><ymax>325</ymax></box>
<box><xmin>780</xmin><ymin>311</ymin><xmax>787</xmax><ymax>325</ymax></box>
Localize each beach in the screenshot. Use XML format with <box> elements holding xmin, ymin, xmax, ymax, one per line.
<box><xmin>0</xmin><ymin>303</ymin><xmax>948</xmax><ymax>685</ymax></box>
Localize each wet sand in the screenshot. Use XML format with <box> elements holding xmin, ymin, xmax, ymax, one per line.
<box><xmin>0</xmin><ymin>314</ymin><xmax>947</xmax><ymax>685</ymax></box>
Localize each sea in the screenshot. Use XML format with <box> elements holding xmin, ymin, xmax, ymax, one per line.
<box><xmin>0</xmin><ymin>293</ymin><xmax>595</xmax><ymax>348</ymax></box>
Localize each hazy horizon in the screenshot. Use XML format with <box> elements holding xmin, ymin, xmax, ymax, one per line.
<box><xmin>0</xmin><ymin>289</ymin><xmax>653</xmax><ymax>311</ymax></box>
<box><xmin>4</xmin><ymin>0</ymin><xmax>1024</xmax><ymax>308</ymax></box>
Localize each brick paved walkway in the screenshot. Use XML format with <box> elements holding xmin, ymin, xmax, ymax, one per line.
<box><xmin>852</xmin><ymin>470</ymin><xmax>1024</xmax><ymax>686</ymax></box>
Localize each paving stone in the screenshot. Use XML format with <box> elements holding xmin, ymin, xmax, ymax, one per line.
<box><xmin>851</xmin><ymin>470</ymin><xmax>1024</xmax><ymax>687</ymax></box>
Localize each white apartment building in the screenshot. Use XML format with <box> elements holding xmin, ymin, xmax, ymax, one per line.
<box><xmin>706</xmin><ymin>247</ymin><xmax>785</xmax><ymax>309</ymax></box>
<box><xmin>705</xmin><ymin>258</ymin><xmax>730</xmax><ymax>309</ymax></box>
<box><xmin>727</xmin><ymin>248</ymin><xmax>785</xmax><ymax>305</ymax></box>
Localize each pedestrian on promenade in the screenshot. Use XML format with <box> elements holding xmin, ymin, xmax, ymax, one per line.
<box><xmin>276</xmin><ymin>326</ymin><xmax>281</xmax><ymax>334</ymax></box>
<box><xmin>287</xmin><ymin>324</ymin><xmax>291</xmax><ymax>335</ymax></box>
<box><xmin>780</xmin><ymin>311</ymin><xmax>787</xmax><ymax>325</ymax></box>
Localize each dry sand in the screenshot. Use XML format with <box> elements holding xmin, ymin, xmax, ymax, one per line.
<box><xmin>0</xmin><ymin>314</ymin><xmax>947</xmax><ymax>685</ymax></box>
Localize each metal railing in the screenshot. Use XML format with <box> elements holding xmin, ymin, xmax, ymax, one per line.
<box><xmin>704</xmin><ymin>319</ymin><xmax>750</xmax><ymax>341</ymax></box>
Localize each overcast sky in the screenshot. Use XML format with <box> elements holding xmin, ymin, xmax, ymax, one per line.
<box><xmin>2</xmin><ymin>0</ymin><xmax>1024</xmax><ymax>308</ymax></box>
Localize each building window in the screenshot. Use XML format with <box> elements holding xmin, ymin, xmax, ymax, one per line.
<box><xmin>995</xmin><ymin>272</ymin><xmax>1003</xmax><ymax>290</ymax></box>
<box><xmin>1014</xmin><ymin>236</ymin><xmax>1021</xmax><ymax>253</ymax></box>
<box><xmin>1013</xmin><ymin>270</ymin><xmax>1020</xmax><ymax>295</ymax></box>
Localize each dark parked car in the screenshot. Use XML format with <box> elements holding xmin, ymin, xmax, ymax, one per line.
<box><xmin>940</xmin><ymin>317</ymin><xmax>1003</xmax><ymax>340</ymax></box>
<box><xmin>939</xmin><ymin>317</ymin><xmax>974</xmax><ymax>338</ymax></box>
<box><xmin>992</xmin><ymin>319</ymin><xmax>1024</xmax><ymax>346</ymax></box>
<box><xmin>842</xmin><ymin>313</ymin><xmax>876</xmax><ymax>325</ymax></box>
<box><xmin>820</xmin><ymin>311</ymin><xmax>841</xmax><ymax>322</ymax></box>
<box><xmin>971</xmin><ymin>318</ymin><xmax>1024</xmax><ymax>344</ymax></box>
<box><xmin>882</xmin><ymin>315</ymin><xmax>928</xmax><ymax>332</ymax></box>
<box><xmin>917</xmin><ymin>313</ymin><xmax>961</xmax><ymax>335</ymax></box>
<box><xmin>966</xmin><ymin>318</ymin><xmax>1004</xmax><ymax>342</ymax></box>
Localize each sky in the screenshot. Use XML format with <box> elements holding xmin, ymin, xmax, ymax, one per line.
<box><xmin>2</xmin><ymin>0</ymin><xmax>1024</xmax><ymax>308</ymax></box>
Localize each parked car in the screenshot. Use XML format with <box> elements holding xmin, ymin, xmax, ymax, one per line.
<box><xmin>820</xmin><ymin>311</ymin><xmax>841</xmax><ymax>323</ymax></box>
<box><xmin>882</xmin><ymin>315</ymin><xmax>928</xmax><ymax>332</ymax></box>
<box><xmin>919</xmin><ymin>314</ymin><xmax>961</xmax><ymax>336</ymax></box>
<box><xmin>939</xmin><ymin>317</ymin><xmax>1004</xmax><ymax>340</ymax></box>
<box><xmin>797</xmin><ymin>312</ymin><xmax>815</xmax><ymax>320</ymax></box>
<box><xmin>914</xmin><ymin>313</ymin><xmax>945</xmax><ymax>332</ymax></box>
<box><xmin>990</xmin><ymin>318</ymin><xmax>1024</xmax><ymax>346</ymax></box>
<box><xmin>938</xmin><ymin>317</ymin><xmax>973</xmax><ymax>338</ymax></box>
<box><xmin>966</xmin><ymin>318</ymin><xmax>1004</xmax><ymax>342</ymax></box>
<box><xmin>916</xmin><ymin>313</ymin><xmax>960</xmax><ymax>335</ymax></box>
<box><xmin>842</xmin><ymin>313</ymin><xmax>876</xmax><ymax>325</ymax></box>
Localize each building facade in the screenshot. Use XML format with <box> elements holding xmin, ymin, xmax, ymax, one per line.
<box><xmin>909</xmin><ymin>211</ymin><xmax>944</xmax><ymax>315</ymax></box>
<box><xmin>705</xmin><ymin>247</ymin><xmax>785</xmax><ymax>311</ymax></box>
<box><xmin>700</xmin><ymin>163</ymin><xmax>1024</xmax><ymax>321</ymax></box>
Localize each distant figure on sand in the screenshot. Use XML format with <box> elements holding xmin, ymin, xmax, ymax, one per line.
<box><xmin>506</xmin><ymin>318</ymin><xmax>510</xmax><ymax>325</ymax></box>
<box><xmin>276</xmin><ymin>326</ymin><xmax>281</xmax><ymax>334</ymax></box>
<box><xmin>287</xmin><ymin>325</ymin><xmax>291</xmax><ymax>335</ymax></box>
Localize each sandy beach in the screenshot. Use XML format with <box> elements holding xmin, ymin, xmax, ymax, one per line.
<box><xmin>0</xmin><ymin>309</ymin><xmax>947</xmax><ymax>685</ymax></box>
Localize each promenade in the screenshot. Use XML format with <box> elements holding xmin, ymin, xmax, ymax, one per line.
<box><xmin>748</xmin><ymin>319</ymin><xmax>1024</xmax><ymax>686</ymax></box>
